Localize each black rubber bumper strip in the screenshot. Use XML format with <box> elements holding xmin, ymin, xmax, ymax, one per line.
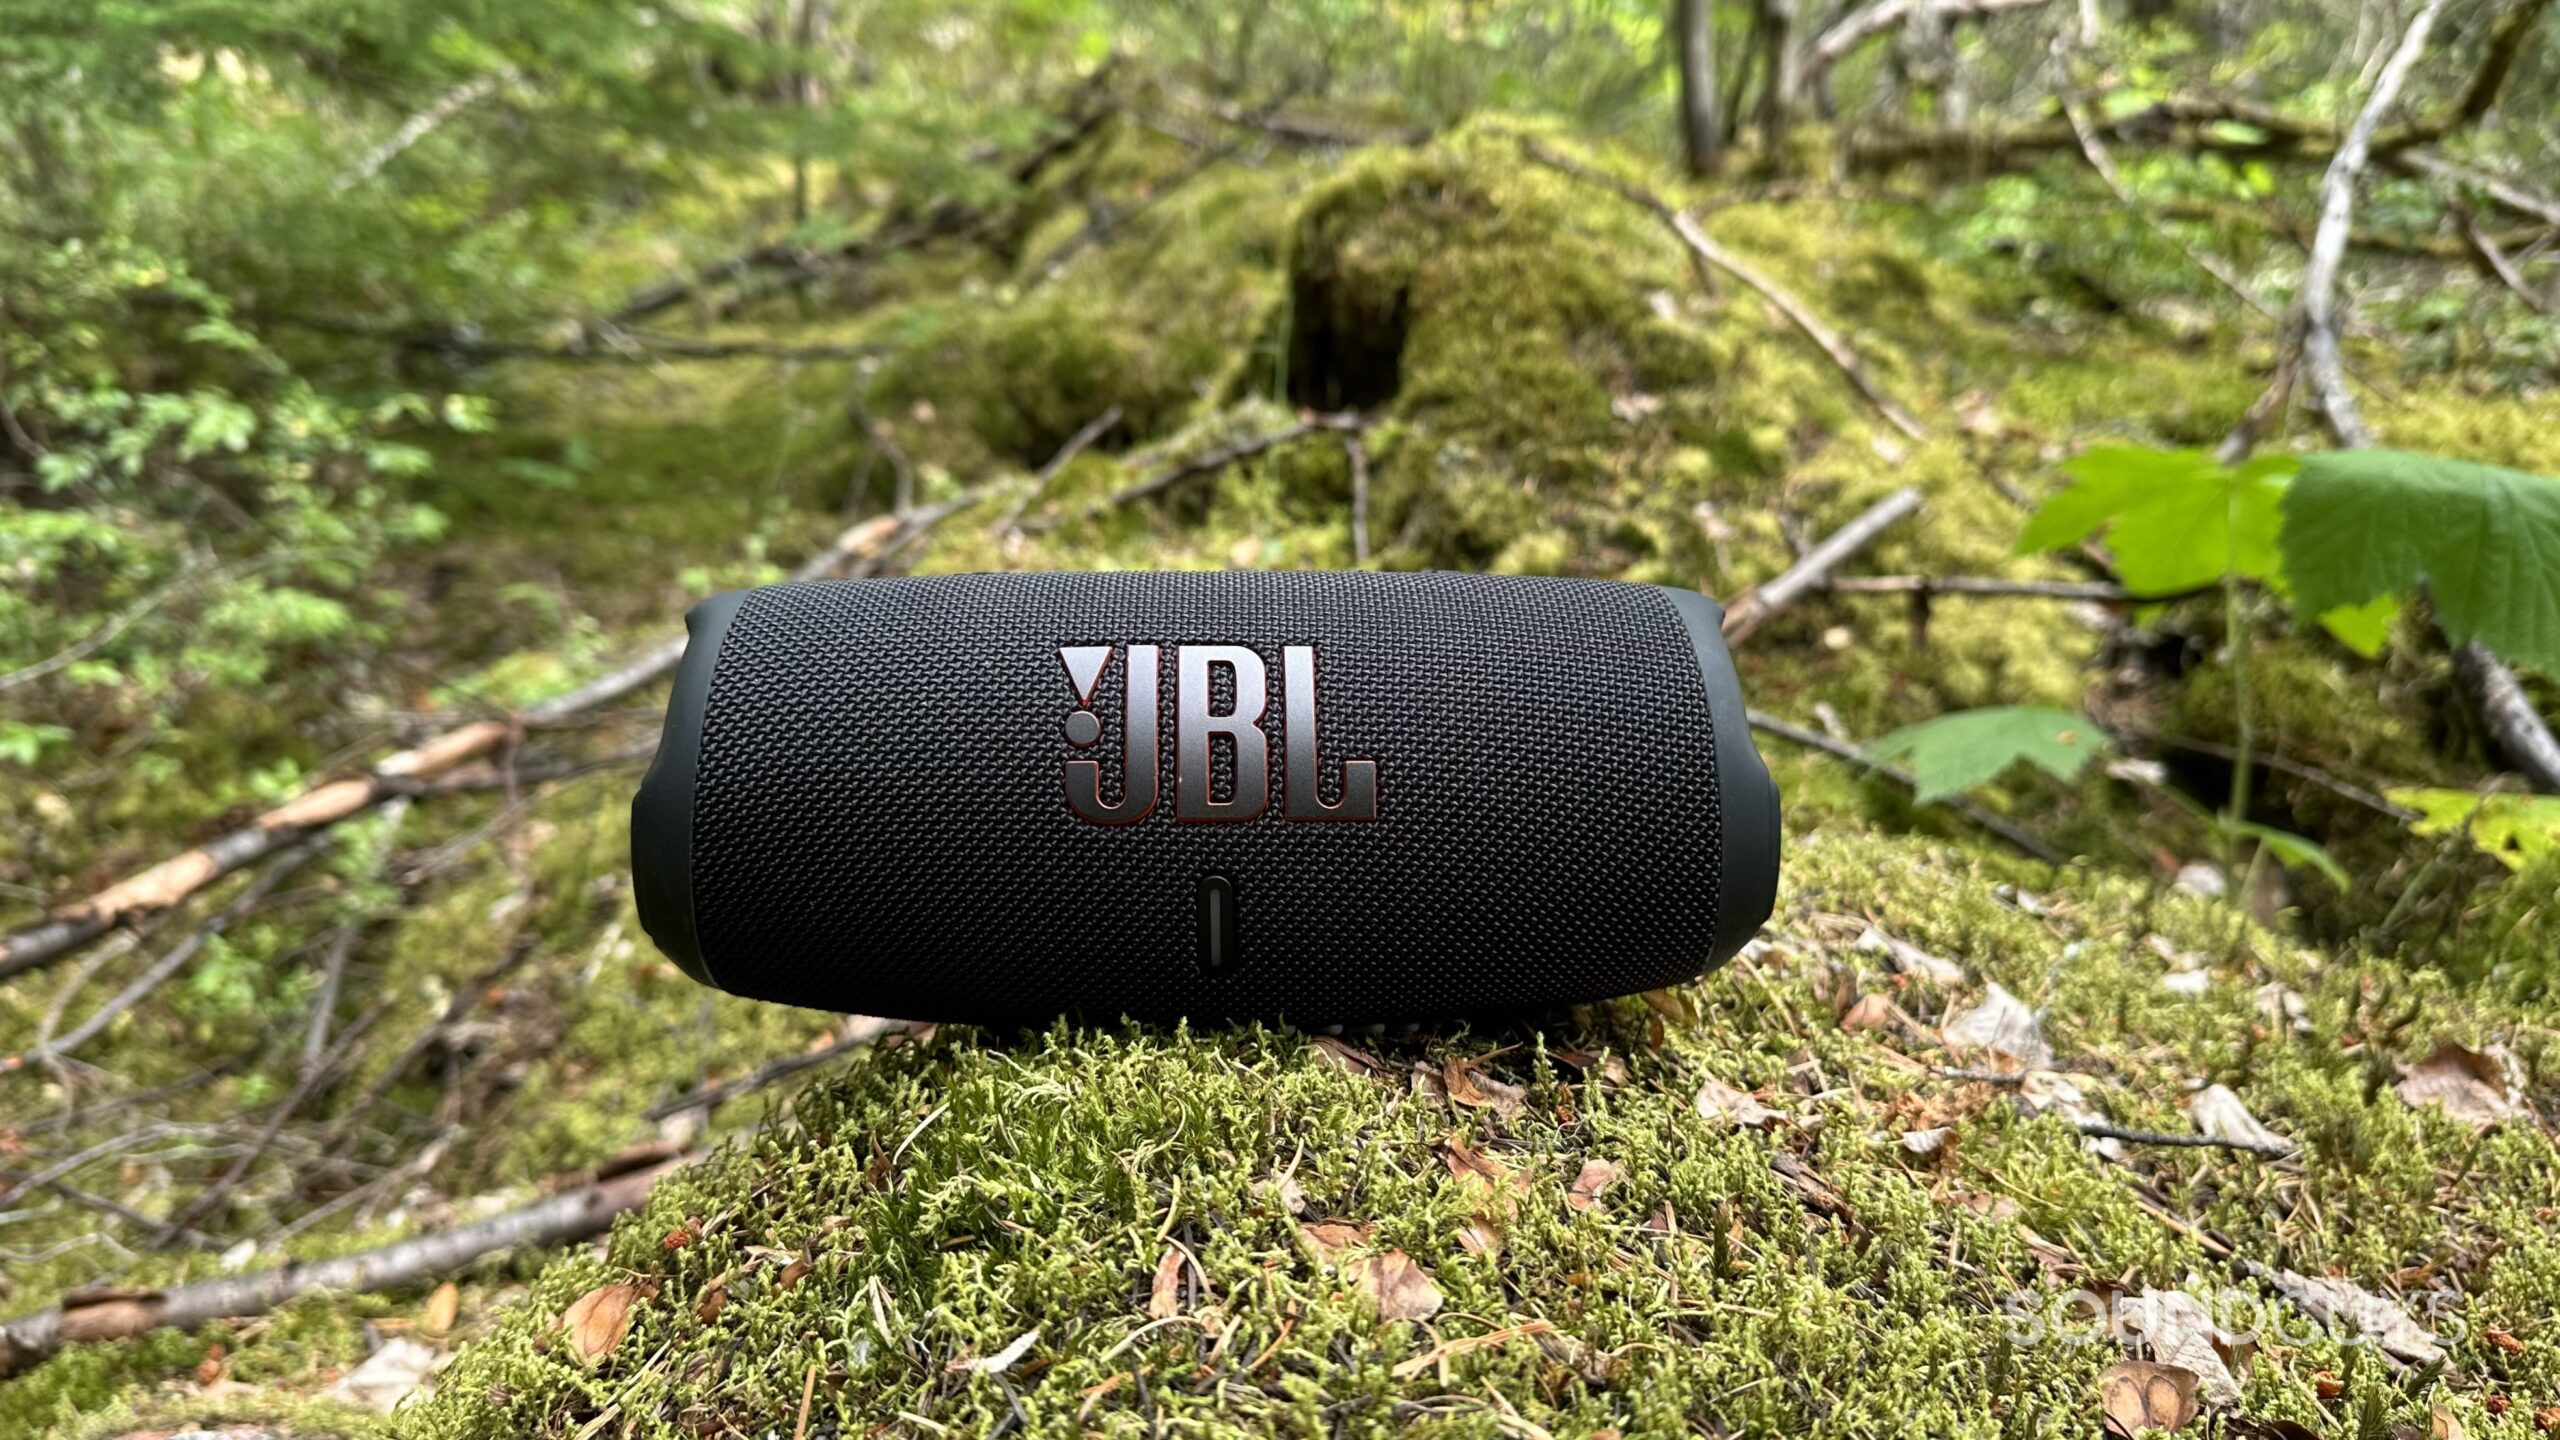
<box><xmin>630</xmin><ymin>587</ymin><xmax>752</xmax><ymax>991</ymax></box>
<box><xmin>1656</xmin><ymin>585</ymin><xmax>1783</xmax><ymax>964</ymax></box>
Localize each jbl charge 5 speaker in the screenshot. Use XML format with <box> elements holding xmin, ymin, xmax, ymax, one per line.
<box><xmin>631</xmin><ymin>571</ymin><xmax>1778</xmax><ymax>1026</ymax></box>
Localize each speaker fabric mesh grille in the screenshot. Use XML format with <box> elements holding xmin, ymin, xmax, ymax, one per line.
<box><xmin>687</xmin><ymin>571</ymin><xmax>1723</xmax><ymax>1024</ymax></box>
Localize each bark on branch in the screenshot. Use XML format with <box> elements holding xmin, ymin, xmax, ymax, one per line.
<box><xmin>1801</xmin><ymin>0</ymin><xmax>2055</xmax><ymax>83</ymax></box>
<box><xmin>1723</xmin><ymin>488</ymin><xmax>1927</xmax><ymax>641</ymax></box>
<box><xmin>0</xmin><ymin>1150</ymin><xmax>691</xmax><ymax>1380</ymax></box>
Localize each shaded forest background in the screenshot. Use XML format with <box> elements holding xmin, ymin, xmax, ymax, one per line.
<box><xmin>3</xmin><ymin>0</ymin><xmax>2559</xmax><ymax>1436</ymax></box>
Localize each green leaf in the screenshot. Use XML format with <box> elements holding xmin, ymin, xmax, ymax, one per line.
<box><xmin>2282</xmin><ymin>450</ymin><xmax>2560</xmax><ymax>676</ymax></box>
<box><xmin>1866</xmin><ymin>706</ymin><xmax>2111</xmax><ymax>804</ymax></box>
<box><xmin>2019</xmin><ymin>447</ymin><xmax>2292</xmax><ymax>595</ymax></box>
<box><xmin>2314</xmin><ymin>593</ymin><xmax>2400</xmax><ymax>658</ymax></box>
<box><xmin>2391</xmin><ymin>787</ymin><xmax>2560</xmax><ymax>872</ymax></box>
<box><xmin>2230</xmin><ymin>822</ymin><xmax>2349</xmax><ymax>889</ymax></box>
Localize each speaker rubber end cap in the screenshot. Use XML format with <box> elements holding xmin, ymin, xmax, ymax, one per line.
<box><xmin>631</xmin><ymin>588</ymin><xmax>752</xmax><ymax>990</ymax></box>
<box><xmin>1655</xmin><ymin>586</ymin><xmax>1783</xmax><ymax>965</ymax></box>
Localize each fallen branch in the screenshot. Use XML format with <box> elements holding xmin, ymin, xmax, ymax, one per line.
<box><xmin>995</xmin><ymin>406</ymin><xmax>1124</xmax><ymax>535</ymax></box>
<box><xmin>1802</xmin><ymin>0</ymin><xmax>2056</xmax><ymax>83</ymax></box>
<box><xmin>1</xmin><ymin>513</ymin><xmax>916</xmax><ymax>982</ymax></box>
<box><xmin>1520</xmin><ymin>140</ymin><xmax>1927</xmax><ymax>442</ymax></box>
<box><xmin>2299</xmin><ymin>0</ymin><xmax>2453</xmax><ymax>450</ymax></box>
<box><xmin>1344</xmin><ymin>428</ymin><xmax>1373</xmax><ymax>566</ymax></box>
<box><xmin>644</xmin><ymin>1016</ymin><xmax>914</xmax><ymax>1121</ymax></box>
<box><xmin>1747</xmin><ymin>709</ymin><xmax>2066</xmax><ymax>864</ymax></box>
<box><xmin>8</xmin><ymin>845</ymin><xmax>322</xmax><ymax>1072</ymax></box>
<box><xmin>2074</xmin><ymin>1119</ymin><xmax>2293</xmax><ymax>1159</ymax></box>
<box><xmin>2284</xmin><ymin>0</ymin><xmax>2560</xmax><ymax>797</ymax></box>
<box><xmin>614</xmin><ymin>67</ymin><xmax>1120</xmax><ymax>323</ymax></box>
<box><xmin>269</xmin><ymin>314</ymin><xmax>880</xmax><ymax>365</ymax></box>
<box><xmin>2392</xmin><ymin>150</ymin><xmax>2560</xmax><ymax>230</ymax></box>
<box><xmin>2053</xmin><ymin>57</ymin><xmax>2274</xmax><ymax>320</ymax></box>
<box><xmin>1822</xmin><ymin>574</ymin><xmax>2129</xmax><ymax>600</ymax></box>
<box><xmin>1070</xmin><ymin>413</ymin><xmax>1365</xmax><ymax>521</ymax></box>
<box><xmin>2133</xmin><ymin>732</ymin><xmax>2419</xmax><ymax>823</ymax></box>
<box><xmin>0</xmin><ymin>1149</ymin><xmax>692</xmax><ymax>1379</ymax></box>
<box><xmin>333</xmin><ymin>70</ymin><xmax>516</xmax><ymax>192</ymax></box>
<box><xmin>1722</xmin><ymin>488</ymin><xmax>1925</xmax><ymax>641</ymax></box>
<box><xmin>2460</xmin><ymin>210</ymin><xmax>2550</xmax><ymax>316</ymax></box>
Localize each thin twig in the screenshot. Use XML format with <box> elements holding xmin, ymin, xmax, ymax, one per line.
<box><xmin>1747</xmin><ymin>709</ymin><xmax>2067</xmax><ymax>864</ymax></box>
<box><xmin>995</xmin><ymin>406</ymin><xmax>1124</xmax><ymax>534</ymax></box>
<box><xmin>1722</xmin><ymin>488</ymin><xmax>1925</xmax><ymax>641</ymax></box>
<box><xmin>1343</xmin><ymin>429</ymin><xmax>1372</xmax><ymax>566</ymax></box>
<box><xmin>16</xmin><ymin>845</ymin><xmax>321</xmax><ymax>1068</ymax></box>
<box><xmin>1068</xmin><ymin>414</ymin><xmax>1365</xmax><ymax>521</ymax></box>
<box><xmin>1520</xmin><ymin>139</ymin><xmax>1927</xmax><ymax>441</ymax></box>
<box><xmin>644</xmin><ymin>1017</ymin><xmax>915</xmax><ymax>1121</ymax></box>
<box><xmin>0</xmin><ymin>1150</ymin><xmax>693</xmax><ymax>1378</ymax></box>
<box><xmin>1823</xmin><ymin>574</ymin><xmax>2130</xmax><ymax>600</ymax></box>
<box><xmin>2133</xmin><ymin>732</ymin><xmax>2418</xmax><ymax>821</ymax></box>
<box><xmin>2074</xmin><ymin>1119</ymin><xmax>2293</xmax><ymax>1159</ymax></box>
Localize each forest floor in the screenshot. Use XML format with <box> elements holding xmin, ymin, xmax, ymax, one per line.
<box><xmin>4</xmin><ymin>117</ymin><xmax>2558</xmax><ymax>1439</ymax></box>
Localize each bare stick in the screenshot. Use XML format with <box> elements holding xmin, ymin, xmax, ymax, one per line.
<box><xmin>2288</xmin><ymin>0</ymin><xmax>2560</xmax><ymax>796</ymax></box>
<box><xmin>304</xmin><ymin>797</ymin><xmax>411</xmax><ymax>1074</ymax></box>
<box><xmin>1343</xmin><ymin>429</ymin><xmax>1373</xmax><ymax>566</ymax></box>
<box><xmin>644</xmin><ymin>1017</ymin><xmax>914</xmax><ymax>1121</ymax></box>
<box><xmin>333</xmin><ymin>70</ymin><xmax>515</xmax><ymax>191</ymax></box>
<box><xmin>2300</xmin><ymin>0</ymin><xmax>2454</xmax><ymax>449</ymax></box>
<box><xmin>2054</xmin><ymin>66</ymin><xmax>2274</xmax><ymax>320</ymax></box>
<box><xmin>2133</xmin><ymin>732</ymin><xmax>2418</xmax><ymax>822</ymax></box>
<box><xmin>1069</xmin><ymin>414</ymin><xmax>1365</xmax><ymax>521</ymax></box>
<box><xmin>995</xmin><ymin>406</ymin><xmax>1124</xmax><ymax>534</ymax></box>
<box><xmin>1722</xmin><ymin>488</ymin><xmax>1925</xmax><ymax>641</ymax></box>
<box><xmin>2074</xmin><ymin>1120</ymin><xmax>2292</xmax><ymax>1159</ymax></box>
<box><xmin>1746</xmin><ymin>709</ymin><xmax>2066</xmax><ymax>864</ymax></box>
<box><xmin>2393</xmin><ymin>150</ymin><xmax>2560</xmax><ymax>230</ymax></box>
<box><xmin>14</xmin><ymin>845</ymin><xmax>321</xmax><ymax>1069</ymax></box>
<box><xmin>0</xmin><ymin>1151</ymin><xmax>691</xmax><ymax>1379</ymax></box>
<box><xmin>2</xmin><ymin>510</ymin><xmax>917</xmax><ymax>981</ymax></box>
<box><xmin>1801</xmin><ymin>0</ymin><xmax>2055</xmax><ymax>82</ymax></box>
<box><xmin>1520</xmin><ymin>140</ymin><xmax>1927</xmax><ymax>441</ymax></box>
<box><xmin>1824</xmin><ymin>574</ymin><xmax>2129</xmax><ymax>600</ymax></box>
<box><xmin>2460</xmin><ymin>211</ymin><xmax>2550</xmax><ymax>316</ymax></box>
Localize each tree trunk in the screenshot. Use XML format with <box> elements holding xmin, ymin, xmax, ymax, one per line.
<box><xmin>1759</xmin><ymin>0</ymin><xmax>1802</xmax><ymax>152</ymax></box>
<box><xmin>1677</xmin><ymin>0</ymin><xmax>1724</xmax><ymax>176</ymax></box>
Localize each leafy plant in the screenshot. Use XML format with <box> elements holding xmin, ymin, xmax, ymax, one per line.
<box><xmin>2391</xmin><ymin>788</ymin><xmax>2560</xmax><ymax>873</ymax></box>
<box><xmin>2282</xmin><ymin>449</ymin><xmax>2560</xmax><ymax>676</ymax></box>
<box><xmin>1866</xmin><ymin>706</ymin><xmax>2111</xmax><ymax>803</ymax></box>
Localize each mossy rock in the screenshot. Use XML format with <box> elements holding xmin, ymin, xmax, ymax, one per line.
<box><xmin>396</xmin><ymin>822</ymin><xmax>2560</xmax><ymax>1439</ymax></box>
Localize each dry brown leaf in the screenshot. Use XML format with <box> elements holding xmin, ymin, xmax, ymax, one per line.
<box><xmin>1552</xmin><ymin>1049</ymin><xmax>1631</xmax><ymax>1085</ymax></box>
<box><xmin>1388</xmin><ymin>1320</ymin><xmax>1555</xmax><ymax>1379</ymax></box>
<box><xmin>1440</xmin><ymin>1056</ymin><xmax>1526</xmax><ymax>1119</ymax></box>
<box><xmin>2395</xmin><ymin>1043</ymin><xmax>2530</xmax><ymax>1130</ymax></box>
<box><xmin>1298</xmin><ymin>1218</ymin><xmax>1374</xmax><ymax>1266</ymax></box>
<box><xmin>1306</xmin><ymin>1035</ymin><xmax>1384</xmax><ymax>1076</ymax></box>
<box><xmin>1855</xmin><ymin>924</ymin><xmax>1965</xmax><ymax>984</ymax></box>
<box><xmin>2254</xmin><ymin>1266</ymin><xmax>2445</xmax><ymax>1366</ymax></box>
<box><xmin>1839</xmin><ymin>992</ymin><xmax>1921</xmax><ymax>1037</ymax></box>
<box><xmin>421</xmin><ymin>1281</ymin><xmax>459</xmax><ymax>1338</ymax></box>
<box><xmin>1456</xmin><ymin>1216</ymin><xmax>1503</xmax><ymax>1258</ymax></box>
<box><xmin>1261</xmin><ymin>1172</ymin><xmax>1309</xmax><ymax>1216</ymax></box>
<box><xmin>695</xmin><ymin>1279</ymin><xmax>728</xmax><ymax>1323</ymax></box>
<box><xmin>1441</xmin><ymin>1137</ymin><xmax>1527</xmax><ymax>1211</ymax></box>
<box><xmin>2188</xmin><ymin>1085</ymin><xmax>2294</xmax><ymax>1156</ymax></box>
<box><xmin>1696</xmin><ymin>1078</ymin><xmax>1782</xmax><ymax>1129</ymax></box>
<box><xmin>2126</xmin><ymin>1290</ymin><xmax>2242</xmax><ymax>1407</ymax></box>
<box><xmin>1942</xmin><ymin>982</ymin><xmax>2053</xmax><ymax>1071</ymax></box>
<box><xmin>2099</xmin><ymin>1360</ymin><xmax>2201</xmax><ymax>1437</ymax></box>
<box><xmin>1147</xmin><ymin>1248</ymin><xmax>1185</xmax><ymax>1320</ymax></box>
<box><xmin>2435</xmin><ymin>1405</ymin><xmax>2468</xmax><ymax>1440</ymax></box>
<box><xmin>776</xmin><ymin>1255</ymin><xmax>813</xmax><ymax>1291</ymax></box>
<box><xmin>1566</xmin><ymin>1159</ymin><xmax>1620</xmax><ymax>1214</ymax></box>
<box><xmin>1899</xmin><ymin>1126</ymin><xmax>1953</xmax><ymax>1158</ymax></box>
<box><xmin>1348</xmin><ymin>1250</ymin><xmax>1443</xmax><ymax>1321</ymax></box>
<box><xmin>559</xmin><ymin>1282</ymin><xmax>645</xmax><ymax>1367</ymax></box>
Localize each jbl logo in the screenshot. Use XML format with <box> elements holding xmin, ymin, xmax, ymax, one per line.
<box><xmin>1059</xmin><ymin>644</ymin><xmax>1379</xmax><ymax>825</ymax></box>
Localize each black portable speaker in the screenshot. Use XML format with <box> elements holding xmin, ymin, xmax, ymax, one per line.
<box><xmin>631</xmin><ymin>571</ymin><xmax>1778</xmax><ymax>1026</ymax></box>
